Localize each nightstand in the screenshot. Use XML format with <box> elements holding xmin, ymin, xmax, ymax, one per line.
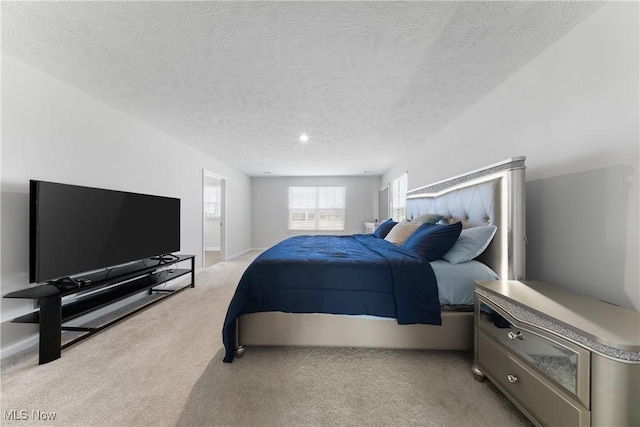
<box><xmin>363</xmin><ymin>221</ymin><xmax>379</xmax><ymax>233</ymax></box>
<box><xmin>473</xmin><ymin>280</ymin><xmax>640</xmax><ymax>427</ymax></box>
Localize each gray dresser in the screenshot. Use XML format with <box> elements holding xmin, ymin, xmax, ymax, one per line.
<box><xmin>473</xmin><ymin>280</ymin><xmax>640</xmax><ymax>427</ymax></box>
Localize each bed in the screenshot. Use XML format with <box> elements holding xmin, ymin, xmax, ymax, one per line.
<box><xmin>222</xmin><ymin>157</ymin><xmax>526</xmax><ymax>362</ymax></box>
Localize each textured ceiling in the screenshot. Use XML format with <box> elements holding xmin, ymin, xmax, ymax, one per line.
<box><xmin>2</xmin><ymin>1</ymin><xmax>602</xmax><ymax>176</ymax></box>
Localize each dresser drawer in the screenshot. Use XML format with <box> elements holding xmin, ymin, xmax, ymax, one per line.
<box><xmin>477</xmin><ymin>299</ymin><xmax>590</xmax><ymax>407</ymax></box>
<box><xmin>477</xmin><ymin>331</ymin><xmax>590</xmax><ymax>427</ymax></box>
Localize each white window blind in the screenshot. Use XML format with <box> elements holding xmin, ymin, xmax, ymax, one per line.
<box><xmin>391</xmin><ymin>174</ymin><xmax>408</xmax><ymax>222</ymax></box>
<box><xmin>289</xmin><ymin>186</ymin><xmax>346</xmax><ymax>231</ymax></box>
<box><xmin>203</xmin><ymin>184</ymin><xmax>221</xmax><ymax>219</ymax></box>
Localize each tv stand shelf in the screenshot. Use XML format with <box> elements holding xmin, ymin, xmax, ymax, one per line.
<box><xmin>4</xmin><ymin>254</ymin><xmax>195</xmax><ymax>364</ymax></box>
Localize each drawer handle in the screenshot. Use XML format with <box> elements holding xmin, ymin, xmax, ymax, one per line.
<box><xmin>507</xmin><ymin>374</ymin><xmax>519</xmax><ymax>384</ymax></box>
<box><xmin>507</xmin><ymin>331</ymin><xmax>523</xmax><ymax>340</ymax></box>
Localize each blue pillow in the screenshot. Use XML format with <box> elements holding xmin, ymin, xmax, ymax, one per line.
<box><xmin>373</xmin><ymin>219</ymin><xmax>397</xmax><ymax>239</ymax></box>
<box><xmin>402</xmin><ymin>222</ymin><xmax>463</xmax><ymax>262</ymax></box>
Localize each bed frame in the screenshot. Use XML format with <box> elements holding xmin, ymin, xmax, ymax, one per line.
<box><xmin>235</xmin><ymin>157</ymin><xmax>526</xmax><ymax>357</ymax></box>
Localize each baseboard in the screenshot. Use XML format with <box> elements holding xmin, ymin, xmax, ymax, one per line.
<box><xmin>226</xmin><ymin>248</ymin><xmax>257</xmax><ymax>260</ymax></box>
<box><xmin>0</xmin><ymin>334</ymin><xmax>39</xmax><ymax>360</ymax></box>
<box><xmin>226</xmin><ymin>249</ymin><xmax>250</xmax><ymax>260</ymax></box>
<box><xmin>205</xmin><ymin>246</ymin><xmax>221</xmax><ymax>251</ymax></box>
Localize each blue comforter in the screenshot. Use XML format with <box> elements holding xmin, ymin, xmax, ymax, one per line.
<box><xmin>222</xmin><ymin>234</ymin><xmax>441</xmax><ymax>362</ymax></box>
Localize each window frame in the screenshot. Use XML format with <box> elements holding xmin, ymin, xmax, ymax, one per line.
<box><xmin>288</xmin><ymin>186</ymin><xmax>346</xmax><ymax>231</ymax></box>
<box><xmin>391</xmin><ymin>173</ymin><xmax>408</xmax><ymax>222</ymax></box>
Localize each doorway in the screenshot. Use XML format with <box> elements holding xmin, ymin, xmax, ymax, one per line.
<box><xmin>378</xmin><ymin>184</ymin><xmax>390</xmax><ymax>221</ymax></box>
<box><xmin>203</xmin><ymin>170</ymin><xmax>226</xmax><ymax>268</ymax></box>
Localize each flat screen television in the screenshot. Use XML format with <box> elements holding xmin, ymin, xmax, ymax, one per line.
<box><xmin>30</xmin><ymin>180</ymin><xmax>180</xmax><ymax>283</ymax></box>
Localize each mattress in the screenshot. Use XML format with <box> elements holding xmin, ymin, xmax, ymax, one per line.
<box><xmin>335</xmin><ymin>259</ymin><xmax>498</xmax><ymax>321</ymax></box>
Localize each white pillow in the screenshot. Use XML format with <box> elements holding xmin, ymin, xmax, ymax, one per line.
<box><xmin>384</xmin><ymin>222</ymin><xmax>420</xmax><ymax>245</ymax></box>
<box><xmin>442</xmin><ymin>225</ymin><xmax>497</xmax><ymax>264</ymax></box>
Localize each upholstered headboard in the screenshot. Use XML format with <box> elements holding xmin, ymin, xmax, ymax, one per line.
<box><xmin>405</xmin><ymin>157</ymin><xmax>526</xmax><ymax>280</ymax></box>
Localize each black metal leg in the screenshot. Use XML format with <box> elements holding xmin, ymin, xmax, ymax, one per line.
<box><xmin>39</xmin><ymin>296</ymin><xmax>62</xmax><ymax>364</ymax></box>
<box><xmin>191</xmin><ymin>257</ymin><xmax>195</xmax><ymax>288</ymax></box>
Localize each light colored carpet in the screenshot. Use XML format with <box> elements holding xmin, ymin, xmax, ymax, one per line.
<box><xmin>205</xmin><ymin>250</ymin><xmax>221</xmax><ymax>268</ymax></box>
<box><xmin>1</xmin><ymin>251</ymin><xmax>531</xmax><ymax>427</ymax></box>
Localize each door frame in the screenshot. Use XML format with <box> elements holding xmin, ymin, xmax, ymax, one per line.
<box><xmin>202</xmin><ymin>169</ymin><xmax>226</xmax><ymax>267</ymax></box>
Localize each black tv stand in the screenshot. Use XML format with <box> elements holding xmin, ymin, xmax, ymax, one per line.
<box><xmin>4</xmin><ymin>254</ymin><xmax>195</xmax><ymax>364</ymax></box>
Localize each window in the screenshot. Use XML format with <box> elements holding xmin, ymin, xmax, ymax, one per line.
<box><xmin>204</xmin><ymin>183</ymin><xmax>221</xmax><ymax>219</ymax></box>
<box><xmin>391</xmin><ymin>173</ymin><xmax>408</xmax><ymax>221</ymax></box>
<box><xmin>289</xmin><ymin>187</ymin><xmax>346</xmax><ymax>231</ymax></box>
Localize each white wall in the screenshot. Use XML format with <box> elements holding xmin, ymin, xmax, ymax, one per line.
<box><xmin>252</xmin><ymin>176</ymin><xmax>380</xmax><ymax>249</ymax></box>
<box><xmin>1</xmin><ymin>54</ymin><xmax>252</xmax><ymax>356</ymax></box>
<box><xmin>382</xmin><ymin>2</ymin><xmax>639</xmax><ymax>311</ymax></box>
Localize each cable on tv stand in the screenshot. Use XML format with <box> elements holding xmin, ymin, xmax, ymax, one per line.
<box><xmin>150</xmin><ymin>253</ymin><xmax>181</xmax><ymax>263</ymax></box>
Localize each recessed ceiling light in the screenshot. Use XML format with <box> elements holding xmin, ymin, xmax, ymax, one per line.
<box><xmin>298</xmin><ymin>132</ymin><xmax>310</xmax><ymax>143</ymax></box>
